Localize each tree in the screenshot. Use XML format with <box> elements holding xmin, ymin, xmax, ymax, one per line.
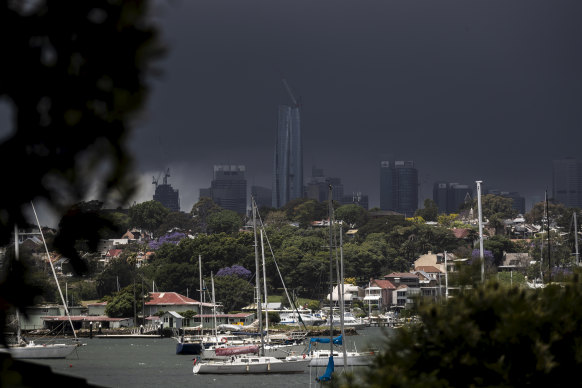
<box><xmin>347</xmin><ymin>277</ymin><xmax>582</xmax><ymax>387</ymax></box>
<box><xmin>0</xmin><ymin>1</ymin><xmax>161</xmax><ymax>343</ymax></box>
<box><xmin>154</xmin><ymin>211</ymin><xmax>196</xmax><ymax>237</ymax></box>
<box><xmin>105</xmin><ymin>283</ymin><xmax>150</xmax><ymax>319</ymax></box>
<box><xmin>190</xmin><ymin>197</ymin><xmax>222</xmax><ymax>233</ymax></box>
<box><xmin>335</xmin><ymin>204</ymin><xmax>369</xmax><ymax>227</ymax></box>
<box><xmin>212</xmin><ymin>275</ymin><xmax>254</xmax><ymax>313</ymax></box>
<box><xmin>128</xmin><ymin>201</ymin><xmax>170</xmax><ymax>234</ymax></box>
<box><xmin>414</xmin><ymin>199</ymin><xmax>439</xmax><ymax>222</ymax></box>
<box><xmin>206</xmin><ymin>210</ymin><xmax>242</xmax><ymax>235</ymax></box>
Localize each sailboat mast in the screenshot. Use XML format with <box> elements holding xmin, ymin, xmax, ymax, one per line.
<box><xmin>199</xmin><ymin>255</ymin><xmax>203</xmax><ymax>323</ymax></box>
<box><xmin>211</xmin><ymin>272</ymin><xmax>217</xmax><ymax>340</ymax></box>
<box><xmin>476</xmin><ymin>180</ymin><xmax>484</xmax><ymax>283</ymax></box>
<box><xmin>327</xmin><ymin>185</ymin><xmax>334</xmax><ymax>355</ymax></box>
<box><xmin>546</xmin><ymin>189</ymin><xmax>552</xmax><ymax>283</ymax></box>
<box><xmin>252</xmin><ymin>198</ymin><xmax>264</xmax><ymax>355</ymax></box>
<box><xmin>339</xmin><ymin>222</ymin><xmax>348</xmax><ymax>368</ymax></box>
<box><xmin>261</xmin><ymin>230</ymin><xmax>269</xmax><ymax>341</ymax></box>
<box><xmin>14</xmin><ymin>225</ymin><xmax>21</xmax><ymax>344</ymax></box>
<box><xmin>31</xmin><ymin>202</ymin><xmax>77</xmax><ymax>339</ymax></box>
<box><xmin>574</xmin><ymin>211</ymin><xmax>579</xmax><ymax>266</ymax></box>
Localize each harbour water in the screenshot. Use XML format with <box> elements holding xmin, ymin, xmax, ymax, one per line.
<box><xmin>25</xmin><ymin>326</ymin><xmax>390</xmax><ymax>387</ymax></box>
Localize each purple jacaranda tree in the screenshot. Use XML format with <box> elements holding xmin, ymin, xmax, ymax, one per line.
<box><xmin>148</xmin><ymin>231</ymin><xmax>186</xmax><ymax>250</ymax></box>
<box><xmin>215</xmin><ymin>265</ymin><xmax>252</xmax><ymax>280</ymax></box>
<box><xmin>470</xmin><ymin>249</ymin><xmax>495</xmax><ymax>265</ymax></box>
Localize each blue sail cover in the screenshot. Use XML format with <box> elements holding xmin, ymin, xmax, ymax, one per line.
<box><xmin>316</xmin><ymin>356</ymin><xmax>334</xmax><ymax>382</ymax></box>
<box><xmin>308</xmin><ymin>335</ymin><xmax>342</xmax><ymax>352</ymax></box>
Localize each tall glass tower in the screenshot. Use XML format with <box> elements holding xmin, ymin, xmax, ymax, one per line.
<box><xmin>272</xmin><ymin>80</ymin><xmax>303</xmax><ymax>208</ymax></box>
<box><xmin>379</xmin><ymin>160</ymin><xmax>418</xmax><ymax>216</ymax></box>
<box><xmin>553</xmin><ymin>157</ymin><xmax>582</xmax><ymax>208</ymax></box>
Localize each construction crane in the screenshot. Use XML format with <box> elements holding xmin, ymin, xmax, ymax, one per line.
<box><xmin>281</xmin><ymin>78</ymin><xmax>300</xmax><ymax>108</ymax></box>
<box><xmin>152</xmin><ymin>168</ymin><xmax>171</xmax><ymax>188</ymax></box>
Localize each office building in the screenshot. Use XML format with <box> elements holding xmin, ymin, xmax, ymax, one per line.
<box><xmin>305</xmin><ymin>166</ymin><xmax>344</xmax><ymax>203</ymax></box>
<box><xmin>342</xmin><ymin>192</ymin><xmax>369</xmax><ymax>210</ymax></box>
<box><xmin>272</xmin><ymin>81</ymin><xmax>303</xmax><ymax>208</ymax></box>
<box><xmin>553</xmin><ymin>158</ymin><xmax>582</xmax><ymax>209</ymax></box>
<box><xmin>433</xmin><ymin>182</ymin><xmax>472</xmax><ymax>214</ymax></box>
<box><xmin>208</xmin><ymin>165</ymin><xmax>247</xmax><ymax>214</ymax></box>
<box><xmin>380</xmin><ymin>160</ymin><xmax>418</xmax><ymax>216</ymax></box>
<box><xmin>153</xmin><ymin>169</ymin><xmax>180</xmax><ymax>212</ymax></box>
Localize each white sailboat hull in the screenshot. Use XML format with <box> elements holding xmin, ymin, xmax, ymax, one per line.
<box><xmin>0</xmin><ymin>343</ymin><xmax>77</xmax><ymax>359</ymax></box>
<box><xmin>193</xmin><ymin>356</ymin><xmax>309</xmax><ymax>374</ymax></box>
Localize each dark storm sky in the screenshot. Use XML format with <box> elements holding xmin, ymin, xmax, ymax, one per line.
<box><xmin>3</xmin><ymin>0</ymin><xmax>575</xmax><ymax>214</ymax></box>
<box><xmin>129</xmin><ymin>0</ymin><xmax>582</xmax><ymax>211</ymax></box>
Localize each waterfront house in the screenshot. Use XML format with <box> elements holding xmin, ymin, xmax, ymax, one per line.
<box><xmin>144</xmin><ymin>292</ymin><xmax>216</xmax><ymax>317</ymax></box>
<box><xmin>365</xmin><ymin>279</ymin><xmax>396</xmax><ymax>311</ymax></box>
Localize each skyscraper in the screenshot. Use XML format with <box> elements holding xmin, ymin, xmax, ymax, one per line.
<box><xmin>272</xmin><ymin>79</ymin><xmax>302</xmax><ymax>208</ymax></box>
<box><xmin>153</xmin><ymin>169</ymin><xmax>180</xmax><ymax>212</ymax></box>
<box><xmin>380</xmin><ymin>160</ymin><xmax>418</xmax><ymax>216</ymax></box>
<box><xmin>210</xmin><ymin>165</ymin><xmax>247</xmax><ymax>214</ymax></box>
<box><xmin>433</xmin><ymin>182</ymin><xmax>472</xmax><ymax>214</ymax></box>
<box><xmin>553</xmin><ymin>158</ymin><xmax>582</xmax><ymax>208</ymax></box>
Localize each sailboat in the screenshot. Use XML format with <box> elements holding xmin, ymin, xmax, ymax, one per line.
<box><xmin>193</xmin><ymin>198</ymin><xmax>309</xmax><ymax>374</ymax></box>
<box><xmin>308</xmin><ymin>188</ymin><xmax>373</xmax><ymax>382</ymax></box>
<box><xmin>0</xmin><ymin>204</ymin><xmax>80</xmax><ymax>359</ymax></box>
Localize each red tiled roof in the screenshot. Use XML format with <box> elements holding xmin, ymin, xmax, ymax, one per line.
<box><xmin>371</xmin><ymin>279</ymin><xmax>396</xmax><ymax>289</ymax></box>
<box><xmin>415</xmin><ymin>266</ymin><xmax>442</xmax><ymax>273</ymax></box>
<box><xmin>145</xmin><ymin>292</ymin><xmax>200</xmax><ymax>306</ymax></box>
<box><xmin>106</xmin><ymin>249</ymin><xmax>123</xmax><ymax>257</ymax></box>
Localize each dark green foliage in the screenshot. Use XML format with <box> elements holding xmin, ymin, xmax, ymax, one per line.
<box><xmin>212</xmin><ymin>275</ymin><xmax>254</xmax><ymax>313</ymax></box>
<box><xmin>206</xmin><ymin>210</ymin><xmax>243</xmax><ymax>235</ymax></box>
<box><xmin>105</xmin><ymin>283</ymin><xmax>150</xmax><ymax>318</ymax></box>
<box><xmin>414</xmin><ymin>199</ymin><xmax>439</xmax><ymax>222</ymax></box>
<box><xmin>346</xmin><ymin>275</ymin><xmax>582</xmax><ymax>387</ymax></box>
<box><xmin>128</xmin><ymin>201</ymin><xmax>170</xmax><ymax>235</ymax></box>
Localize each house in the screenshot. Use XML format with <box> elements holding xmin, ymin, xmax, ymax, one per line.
<box><xmin>365</xmin><ymin>279</ymin><xmax>396</xmax><ymax>311</ymax></box>
<box><xmin>87</xmin><ymin>302</ymin><xmax>107</xmax><ymax>316</ymax></box>
<box><xmin>499</xmin><ymin>252</ymin><xmax>530</xmax><ymax>272</ymax></box>
<box><xmin>383</xmin><ymin>272</ymin><xmax>420</xmax><ymax>288</ymax></box>
<box><xmin>121</xmin><ymin>229</ymin><xmax>144</xmax><ymax>241</ymax></box>
<box><xmin>326</xmin><ymin>284</ymin><xmax>364</xmax><ymax>305</ymax></box>
<box><xmin>144</xmin><ymin>292</ymin><xmax>216</xmax><ymax>318</ymax></box>
<box><xmin>392</xmin><ymin>285</ymin><xmax>420</xmax><ymax>309</ymax></box>
<box><xmin>415</xmin><ymin>251</ymin><xmax>457</xmax><ymax>273</ymax></box>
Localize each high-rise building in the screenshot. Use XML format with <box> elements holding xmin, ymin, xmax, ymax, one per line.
<box><xmin>272</xmin><ymin>80</ymin><xmax>302</xmax><ymax>208</ymax></box>
<box><xmin>342</xmin><ymin>192</ymin><xmax>369</xmax><ymax>210</ymax></box>
<box><xmin>153</xmin><ymin>169</ymin><xmax>180</xmax><ymax>212</ymax></box>
<box><xmin>380</xmin><ymin>160</ymin><xmax>418</xmax><ymax>216</ymax></box>
<box><xmin>433</xmin><ymin>182</ymin><xmax>472</xmax><ymax>214</ymax></box>
<box><xmin>209</xmin><ymin>165</ymin><xmax>247</xmax><ymax>214</ymax></box>
<box><xmin>251</xmin><ymin>185</ymin><xmax>272</xmax><ymax>209</ymax></box>
<box><xmin>305</xmin><ymin>166</ymin><xmax>344</xmax><ymax>203</ymax></box>
<box><xmin>553</xmin><ymin>158</ymin><xmax>582</xmax><ymax>209</ymax></box>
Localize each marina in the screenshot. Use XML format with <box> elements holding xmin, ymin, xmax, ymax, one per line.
<box><xmin>23</xmin><ymin>326</ymin><xmax>387</xmax><ymax>387</ymax></box>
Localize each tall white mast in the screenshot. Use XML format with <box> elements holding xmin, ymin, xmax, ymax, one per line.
<box><xmin>445</xmin><ymin>251</ymin><xmax>449</xmax><ymax>299</ymax></box>
<box><xmin>574</xmin><ymin>212</ymin><xmax>579</xmax><ymax>266</ymax></box>
<box><xmin>260</xmin><ymin>230</ymin><xmax>269</xmax><ymax>341</ymax></box>
<box><xmin>199</xmin><ymin>255</ymin><xmax>203</xmax><ymax>321</ymax></box>
<box><xmin>31</xmin><ymin>202</ymin><xmax>77</xmax><ymax>339</ymax></box>
<box><xmin>252</xmin><ymin>197</ymin><xmax>264</xmax><ymax>355</ymax></box>
<box><xmin>211</xmin><ymin>272</ymin><xmax>217</xmax><ymax>340</ymax></box>
<box><xmin>476</xmin><ymin>181</ymin><xmax>484</xmax><ymax>283</ymax></box>
<box><xmin>339</xmin><ymin>222</ymin><xmax>348</xmax><ymax>369</ymax></box>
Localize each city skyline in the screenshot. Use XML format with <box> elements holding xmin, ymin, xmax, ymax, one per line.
<box><xmin>122</xmin><ymin>0</ymin><xmax>580</xmax><ymax>215</ymax></box>
<box><xmin>3</xmin><ymin>0</ymin><xmax>579</xmax><ymax>222</ymax></box>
